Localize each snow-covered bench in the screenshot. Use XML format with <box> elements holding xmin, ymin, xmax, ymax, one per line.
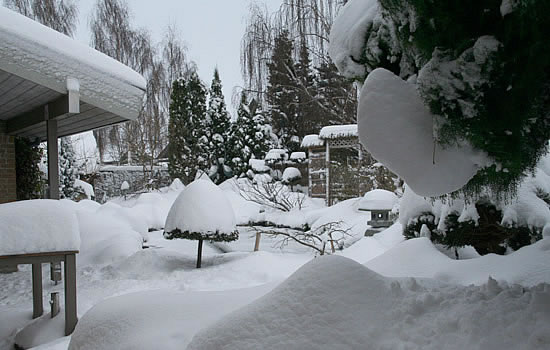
<box><xmin>0</xmin><ymin>200</ymin><xmax>80</xmax><ymax>335</ymax></box>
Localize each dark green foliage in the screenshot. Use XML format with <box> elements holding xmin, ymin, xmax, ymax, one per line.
<box><xmin>14</xmin><ymin>137</ymin><xmax>44</xmax><ymax>200</ymax></box>
<box><xmin>59</xmin><ymin>137</ymin><xmax>79</xmax><ymax>199</ymax></box>
<box><xmin>363</xmin><ymin>0</ymin><xmax>550</xmax><ymax>196</ymax></box>
<box><xmin>407</xmin><ymin>203</ymin><xmax>541</xmax><ymax>255</ymax></box>
<box><xmin>229</xmin><ymin>94</ymin><xmax>272</xmax><ymax>177</ymax></box>
<box><xmin>403</xmin><ymin>212</ymin><xmax>436</xmax><ymax>240</ymax></box>
<box><xmin>164</xmin><ymin>228</ymin><xmax>238</xmax><ymax>242</ymax></box>
<box><xmin>168</xmin><ymin>72</ymin><xmax>209</xmax><ymax>184</ymax></box>
<box><xmin>206</xmin><ymin>68</ymin><xmax>233</xmax><ymax>184</ymax></box>
<box><xmin>267</xmin><ymin>30</ymin><xmax>300</xmax><ymax>151</ymax></box>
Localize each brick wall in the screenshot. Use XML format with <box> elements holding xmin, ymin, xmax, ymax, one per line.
<box><xmin>0</xmin><ymin>121</ymin><xmax>17</xmax><ymax>203</ymax></box>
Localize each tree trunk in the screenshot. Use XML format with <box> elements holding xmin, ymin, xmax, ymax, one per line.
<box><xmin>197</xmin><ymin>239</ymin><xmax>203</xmax><ymax>268</ymax></box>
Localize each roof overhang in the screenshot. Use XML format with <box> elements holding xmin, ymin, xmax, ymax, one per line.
<box><xmin>0</xmin><ymin>6</ymin><xmax>146</xmax><ymax>141</ymax></box>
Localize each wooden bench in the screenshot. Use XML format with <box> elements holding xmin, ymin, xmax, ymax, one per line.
<box><xmin>0</xmin><ymin>251</ymin><xmax>78</xmax><ymax>335</ymax></box>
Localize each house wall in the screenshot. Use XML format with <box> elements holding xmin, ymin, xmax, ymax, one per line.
<box><xmin>0</xmin><ymin>121</ymin><xmax>16</xmax><ymax>203</ymax></box>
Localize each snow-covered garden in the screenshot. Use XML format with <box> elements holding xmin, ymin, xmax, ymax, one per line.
<box><xmin>1</xmin><ymin>171</ymin><xmax>549</xmax><ymax>349</ymax></box>
<box><xmin>1</xmin><ymin>0</ymin><xmax>550</xmax><ymax>349</ymax></box>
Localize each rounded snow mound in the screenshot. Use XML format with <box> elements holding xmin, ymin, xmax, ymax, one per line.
<box><xmin>358</xmin><ymin>189</ymin><xmax>398</xmax><ymax>211</ymax></box>
<box><xmin>164</xmin><ymin>179</ymin><xmax>237</xmax><ymax>237</ymax></box>
<box><xmin>188</xmin><ymin>254</ymin><xmax>550</xmax><ymax>350</ymax></box>
<box><xmin>187</xmin><ymin>256</ymin><xmax>391</xmax><ymax>350</ymax></box>
<box><xmin>0</xmin><ymin>199</ymin><xmax>80</xmax><ymax>255</ymax></box>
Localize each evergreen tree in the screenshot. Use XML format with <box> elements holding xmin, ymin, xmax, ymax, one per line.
<box><xmin>248</xmin><ymin>100</ymin><xmax>273</xmax><ymax>161</ymax></box>
<box><xmin>168</xmin><ymin>72</ymin><xmax>208</xmax><ymax>184</ymax></box>
<box><xmin>228</xmin><ymin>94</ymin><xmax>253</xmax><ymax>177</ymax></box>
<box><xmin>58</xmin><ymin>137</ymin><xmax>78</xmax><ymax>199</ymax></box>
<box><xmin>294</xmin><ymin>40</ymin><xmax>320</xmax><ymax>135</ymax></box>
<box><xmin>206</xmin><ymin>68</ymin><xmax>232</xmax><ymax>184</ymax></box>
<box><xmin>316</xmin><ymin>61</ymin><xmax>357</xmax><ymax>126</ymax></box>
<box><xmin>351</xmin><ymin>0</ymin><xmax>550</xmax><ymax>195</ymax></box>
<box><xmin>266</xmin><ymin>30</ymin><xmax>300</xmax><ymax>151</ymax></box>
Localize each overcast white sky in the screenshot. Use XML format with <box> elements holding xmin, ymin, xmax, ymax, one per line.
<box><xmin>74</xmin><ymin>0</ymin><xmax>281</xmax><ymax>116</ymax></box>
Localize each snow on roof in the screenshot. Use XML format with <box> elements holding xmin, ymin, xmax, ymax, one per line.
<box><xmin>289</xmin><ymin>152</ymin><xmax>306</xmax><ymax>160</ymax></box>
<box><xmin>100</xmin><ymin>165</ymin><xmax>166</xmax><ymax>172</ymax></box>
<box><xmin>301</xmin><ymin>134</ymin><xmax>324</xmax><ymax>148</ymax></box>
<box><xmin>0</xmin><ymin>7</ymin><xmax>146</xmax><ymax>121</ymax></box>
<box><xmin>249</xmin><ymin>159</ymin><xmax>270</xmax><ymax>173</ymax></box>
<box><xmin>358</xmin><ymin>189</ymin><xmax>398</xmax><ymax>211</ymax></box>
<box><xmin>0</xmin><ymin>199</ymin><xmax>80</xmax><ymax>255</ymax></box>
<box><xmin>319</xmin><ymin>124</ymin><xmax>358</xmax><ymax>139</ymax></box>
<box><xmin>164</xmin><ymin>179</ymin><xmax>236</xmax><ymax>235</ymax></box>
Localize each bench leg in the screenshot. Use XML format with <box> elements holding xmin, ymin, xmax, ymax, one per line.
<box><xmin>64</xmin><ymin>254</ymin><xmax>77</xmax><ymax>335</ymax></box>
<box><xmin>32</xmin><ymin>263</ymin><xmax>43</xmax><ymax>318</ymax></box>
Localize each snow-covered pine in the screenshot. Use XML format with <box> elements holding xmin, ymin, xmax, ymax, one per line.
<box><xmin>59</xmin><ymin>136</ymin><xmax>79</xmax><ymax>199</ymax></box>
<box><xmin>329</xmin><ymin>0</ymin><xmax>550</xmax><ymax>197</ymax></box>
<box><xmin>229</xmin><ymin>94</ymin><xmax>272</xmax><ymax>178</ymax></box>
<box><xmin>206</xmin><ymin>68</ymin><xmax>232</xmax><ymax>184</ymax></box>
<box><xmin>168</xmin><ymin>72</ymin><xmax>209</xmax><ymax>184</ymax></box>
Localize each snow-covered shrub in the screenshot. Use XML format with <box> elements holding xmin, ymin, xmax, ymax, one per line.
<box><xmin>164</xmin><ymin>179</ymin><xmax>238</xmax><ymax>267</ymax></box>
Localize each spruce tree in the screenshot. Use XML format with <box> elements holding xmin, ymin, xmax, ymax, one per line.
<box><xmin>168</xmin><ymin>72</ymin><xmax>208</xmax><ymax>184</ymax></box>
<box><xmin>228</xmin><ymin>93</ymin><xmax>253</xmax><ymax>177</ymax></box>
<box><xmin>206</xmin><ymin>68</ymin><xmax>232</xmax><ymax>184</ymax></box>
<box><xmin>316</xmin><ymin>61</ymin><xmax>357</xmax><ymax>126</ymax></box>
<box><xmin>267</xmin><ymin>30</ymin><xmax>300</xmax><ymax>151</ymax></box>
<box><xmin>58</xmin><ymin>137</ymin><xmax>78</xmax><ymax>199</ymax></box>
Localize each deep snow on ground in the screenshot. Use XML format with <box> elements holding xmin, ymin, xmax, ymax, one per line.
<box><xmin>1</xmin><ymin>181</ymin><xmax>549</xmax><ymax>349</ymax></box>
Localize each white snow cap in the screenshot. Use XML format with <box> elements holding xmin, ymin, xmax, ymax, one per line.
<box><xmin>169</xmin><ymin>178</ymin><xmax>185</xmax><ymax>191</ymax></box>
<box><xmin>301</xmin><ymin>134</ymin><xmax>324</xmax><ymax>148</ymax></box>
<box><xmin>319</xmin><ymin>124</ymin><xmax>358</xmax><ymax>139</ymax></box>
<box><xmin>74</xmin><ymin>179</ymin><xmax>94</xmax><ymax>199</ymax></box>
<box><xmin>282</xmin><ymin>167</ymin><xmax>301</xmax><ymax>182</ymax></box>
<box><xmin>0</xmin><ymin>200</ymin><xmax>80</xmax><ymax>255</ymax></box>
<box><xmin>328</xmin><ymin>0</ymin><xmax>379</xmax><ymax>78</ymax></box>
<box><xmin>0</xmin><ymin>7</ymin><xmax>145</xmax><ymax>121</ymax></box>
<box><xmin>164</xmin><ymin>179</ymin><xmax>236</xmax><ymax>234</ymax></box>
<box><xmin>289</xmin><ymin>152</ymin><xmax>306</xmax><ymax>161</ymax></box>
<box><xmin>358</xmin><ymin>189</ymin><xmax>398</xmax><ymax>211</ymax></box>
<box><xmin>120</xmin><ymin>181</ymin><xmax>130</xmax><ymax>191</ymax></box>
<box><xmin>265</xmin><ymin>149</ymin><xmax>288</xmax><ymax>161</ymax></box>
<box><xmin>249</xmin><ymin>159</ymin><xmax>270</xmax><ymax>173</ymax></box>
<box><xmin>358</xmin><ymin>68</ymin><xmax>489</xmax><ymax>196</ymax></box>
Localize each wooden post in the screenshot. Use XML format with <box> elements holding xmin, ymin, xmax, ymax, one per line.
<box><xmin>197</xmin><ymin>239</ymin><xmax>203</xmax><ymax>268</ymax></box>
<box><xmin>64</xmin><ymin>254</ymin><xmax>77</xmax><ymax>335</ymax></box>
<box><xmin>32</xmin><ymin>263</ymin><xmax>43</xmax><ymax>318</ymax></box>
<box><xmin>329</xmin><ymin>232</ymin><xmax>335</xmax><ymax>253</ymax></box>
<box><xmin>46</xmin><ymin>115</ymin><xmax>59</xmax><ymax>200</ymax></box>
<box><xmin>254</xmin><ymin>232</ymin><xmax>261</xmax><ymax>252</ymax></box>
<box><xmin>325</xmin><ymin>141</ymin><xmax>330</xmax><ymax>206</ymax></box>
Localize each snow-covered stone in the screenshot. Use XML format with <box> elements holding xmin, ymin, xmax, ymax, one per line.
<box><xmin>358</xmin><ymin>68</ymin><xmax>489</xmax><ymax>196</ymax></box>
<box><xmin>319</xmin><ymin>124</ymin><xmax>357</xmax><ymax>139</ymax></box>
<box><xmin>164</xmin><ymin>179</ymin><xmax>236</xmax><ymax>235</ymax></box>
<box><xmin>358</xmin><ymin>189</ymin><xmax>398</xmax><ymax>211</ymax></box>
<box><xmin>0</xmin><ymin>200</ymin><xmax>80</xmax><ymax>255</ymax></box>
